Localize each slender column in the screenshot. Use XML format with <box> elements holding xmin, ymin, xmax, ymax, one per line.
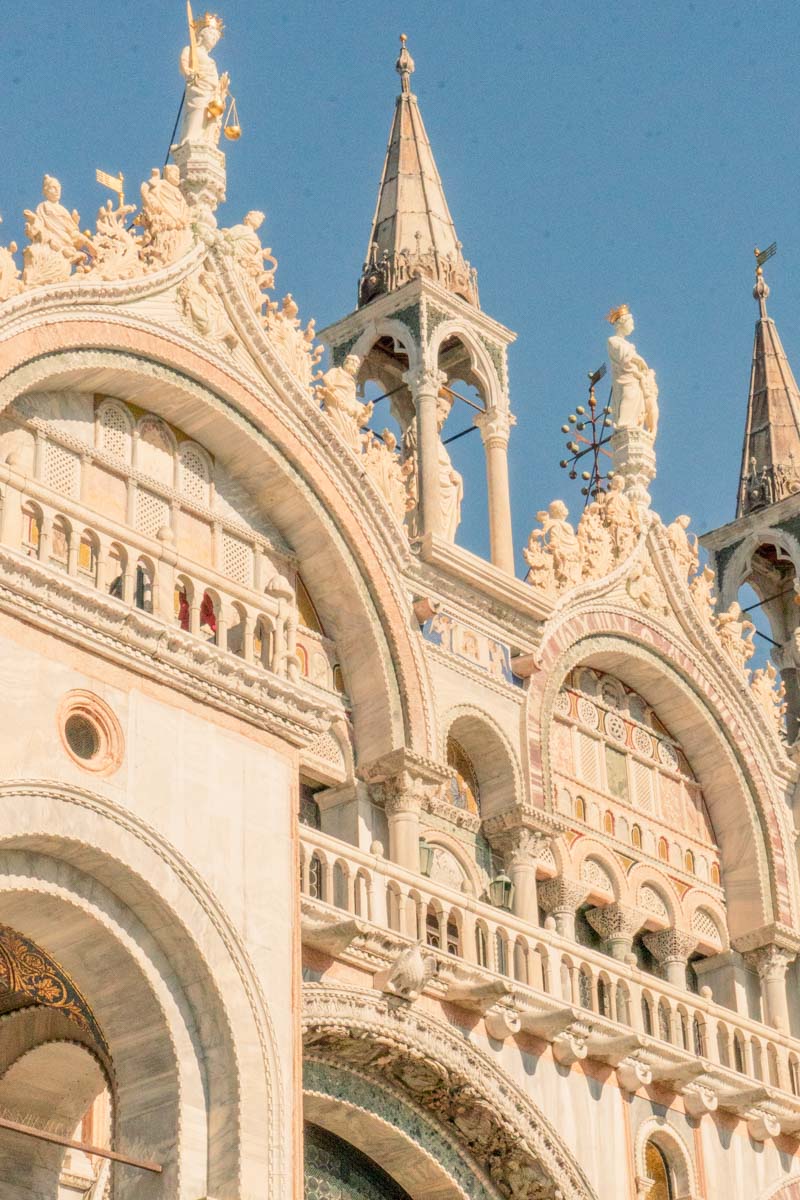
<box><xmin>405</xmin><ymin>367</ymin><xmax>445</xmax><ymax>539</ymax></box>
<box><xmin>643</xmin><ymin>929</ymin><xmax>697</xmax><ymax>989</ymax></box>
<box><xmin>384</xmin><ymin>794</ymin><xmax>422</xmax><ymax>873</ymax></box>
<box><xmin>498</xmin><ymin>829</ymin><xmax>547</xmax><ymax>927</ymax></box>
<box><xmin>745</xmin><ymin>944</ymin><xmax>796</xmax><ymax>1034</ymax></box>
<box><xmin>475</xmin><ymin>406</ymin><xmax>516</xmax><ymax>574</ymax></box>
<box><xmin>537</xmin><ymin>878</ymin><xmax>588</xmax><ymax>941</ymax></box>
<box><xmin>586</xmin><ymin>903</ymin><xmax>643</xmax><ymax>961</ymax></box>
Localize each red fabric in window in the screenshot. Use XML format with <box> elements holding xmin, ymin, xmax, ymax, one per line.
<box><xmin>200</xmin><ymin>592</ymin><xmax>217</xmax><ymax>633</ymax></box>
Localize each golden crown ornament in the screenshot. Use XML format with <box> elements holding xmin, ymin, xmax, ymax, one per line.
<box><xmin>606</xmin><ymin>304</ymin><xmax>630</xmax><ymax>325</ymax></box>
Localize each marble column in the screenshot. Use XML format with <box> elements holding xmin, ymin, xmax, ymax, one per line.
<box><xmin>537</xmin><ymin>878</ymin><xmax>588</xmax><ymax>940</ymax></box>
<box><xmin>475</xmin><ymin>406</ymin><xmax>516</xmax><ymax>575</ymax></box>
<box><xmin>405</xmin><ymin>366</ymin><xmax>445</xmax><ymax>540</ymax></box>
<box><xmin>499</xmin><ymin>829</ymin><xmax>547</xmax><ymax>927</ymax></box>
<box><xmin>643</xmin><ymin>929</ymin><xmax>697</xmax><ymax>989</ymax></box>
<box><xmin>384</xmin><ymin>793</ymin><xmax>423</xmax><ymax>874</ymax></box>
<box><xmin>586</xmin><ymin>903</ymin><xmax>643</xmax><ymax>961</ymax></box>
<box><xmin>744</xmin><ymin>944</ymin><xmax>796</xmax><ymax>1034</ymax></box>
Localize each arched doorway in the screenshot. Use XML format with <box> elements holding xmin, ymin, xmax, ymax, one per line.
<box><xmin>304</xmin><ymin>1124</ymin><xmax>412</xmax><ymax>1200</ymax></box>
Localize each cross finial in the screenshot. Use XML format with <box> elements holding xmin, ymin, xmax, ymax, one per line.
<box><xmin>754</xmin><ymin>242</ymin><xmax>776</xmax><ymax>319</ymax></box>
<box><xmin>396</xmin><ymin>33</ymin><xmax>415</xmax><ymax>94</ymax></box>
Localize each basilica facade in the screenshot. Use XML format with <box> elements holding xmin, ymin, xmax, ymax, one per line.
<box><xmin>1</xmin><ymin>16</ymin><xmax>800</xmax><ymax>1200</ymax></box>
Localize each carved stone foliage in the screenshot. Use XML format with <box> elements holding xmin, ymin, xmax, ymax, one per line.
<box><xmin>524</xmin><ymin>480</ymin><xmax>643</xmax><ymax>597</ymax></box>
<box><xmin>715</xmin><ymin>601</ymin><xmax>756</xmax><ymax>674</ymax></box>
<box><xmin>303</xmin><ymin>984</ymin><xmax>597</xmax><ymax>1200</ymax></box>
<box><xmin>138</xmin><ymin>165</ymin><xmax>193</xmax><ymax>269</ymax></box>
<box><xmin>264</xmin><ymin>293</ymin><xmax>323</xmax><ymax>389</ymax></box>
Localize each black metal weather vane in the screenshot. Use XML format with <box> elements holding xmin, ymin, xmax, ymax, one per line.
<box><xmin>559</xmin><ymin>364</ymin><xmax>615</xmax><ymax>504</ymax></box>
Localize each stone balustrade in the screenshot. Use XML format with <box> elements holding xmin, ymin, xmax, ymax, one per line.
<box><xmin>300</xmin><ymin>826</ymin><xmax>800</xmax><ymax>1133</ymax></box>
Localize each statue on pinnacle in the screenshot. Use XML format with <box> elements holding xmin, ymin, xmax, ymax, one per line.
<box><xmin>178</xmin><ymin>6</ymin><xmax>230</xmax><ymax>147</ymax></box>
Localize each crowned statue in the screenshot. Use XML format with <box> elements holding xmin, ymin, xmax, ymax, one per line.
<box><xmin>606</xmin><ymin>305</ymin><xmax>659</xmax><ymax>436</ymax></box>
<box><xmin>178</xmin><ymin>7</ymin><xmax>230</xmax><ymax>147</ymax></box>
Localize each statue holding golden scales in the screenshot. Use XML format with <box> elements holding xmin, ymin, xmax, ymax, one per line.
<box><xmin>177</xmin><ymin>4</ymin><xmax>240</xmax><ymax>147</ymax></box>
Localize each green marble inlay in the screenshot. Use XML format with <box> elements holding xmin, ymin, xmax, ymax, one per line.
<box><xmin>332</xmin><ymin>334</ymin><xmax>361</xmax><ymax>367</ymax></box>
<box><xmin>478</xmin><ymin>334</ymin><xmax>506</xmax><ymax>389</ymax></box>
<box><xmin>426</xmin><ymin>305</ymin><xmax>450</xmax><ymax>340</ymax></box>
<box><xmin>714</xmin><ymin>540</ymin><xmax>740</xmax><ymax>597</ymax></box>
<box><xmin>304</xmin><ymin>1059</ymin><xmax>495</xmax><ymax>1200</ymax></box>
<box><xmin>390</xmin><ymin>303</ymin><xmax>422</xmax><ymax>343</ymax></box>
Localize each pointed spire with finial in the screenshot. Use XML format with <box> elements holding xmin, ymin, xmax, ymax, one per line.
<box><xmin>358</xmin><ymin>34</ymin><xmax>479</xmax><ymax>308</ymax></box>
<box><xmin>737</xmin><ymin>243</ymin><xmax>800</xmax><ymax>515</ymax></box>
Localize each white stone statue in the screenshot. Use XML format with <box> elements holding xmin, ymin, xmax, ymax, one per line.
<box><xmin>0</xmin><ymin>217</ymin><xmax>22</xmax><ymax>302</ymax></box>
<box><xmin>689</xmin><ymin>563</ymin><xmax>716</xmax><ymax>624</ymax></box>
<box><xmin>138</xmin><ymin>165</ymin><xmax>193</xmax><ymax>268</ymax></box>
<box><xmin>716</xmin><ymin>601</ymin><xmax>756</xmax><ymax>673</ymax></box>
<box><xmin>179</xmin><ymin>268</ymin><xmax>237</xmax><ymax>348</ymax></box>
<box><xmin>436</xmin><ymin>393</ymin><xmax>463</xmax><ymax>542</ymax></box>
<box><xmin>607</xmin><ymin>305</ymin><xmax>659</xmax><ymax>435</ymax></box>
<box><xmin>529</xmin><ymin>500</ymin><xmax>581</xmax><ymax>590</ymax></box>
<box><xmin>224</xmin><ymin>210</ymin><xmax>277</xmax><ymax>313</ymax></box>
<box><xmin>22</xmin><ymin>175</ymin><xmax>91</xmax><ymax>286</ymax></box>
<box><xmin>178</xmin><ymin>11</ymin><xmax>229</xmax><ymax>147</ymax></box>
<box><xmin>317</xmin><ymin>355</ymin><xmax>372</xmax><ymax>452</ymax></box>
<box><xmin>598</xmin><ymin>474</ymin><xmax>641</xmax><ymax>561</ymax></box>
<box><xmin>666</xmin><ymin>513</ymin><xmax>698</xmax><ymax>581</ymax></box>
<box><xmin>524</xmin><ymin>516</ymin><xmax>557</xmax><ymax>594</ymax></box>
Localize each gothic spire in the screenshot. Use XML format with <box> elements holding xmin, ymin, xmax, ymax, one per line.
<box><xmin>737</xmin><ymin>251</ymin><xmax>800</xmax><ymax>516</ymax></box>
<box><xmin>358</xmin><ymin>35</ymin><xmax>479</xmax><ymax>309</ymax></box>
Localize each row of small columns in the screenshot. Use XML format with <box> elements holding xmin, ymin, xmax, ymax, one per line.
<box><xmin>378</xmin><ymin>786</ymin><xmax>796</xmax><ymax>1036</ymax></box>
<box><xmin>404</xmin><ymin>366</ymin><xmax>515</xmax><ymax>574</ymax></box>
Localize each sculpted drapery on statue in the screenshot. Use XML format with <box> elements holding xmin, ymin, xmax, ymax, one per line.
<box><xmin>437</xmin><ymin>392</ymin><xmax>464</xmax><ymax>542</ymax></box>
<box><xmin>607</xmin><ymin>305</ymin><xmax>659</xmax><ymax>436</ymax></box>
<box><xmin>22</xmin><ymin>175</ymin><xmax>92</xmax><ymax>286</ymax></box>
<box><xmin>178</xmin><ymin>9</ymin><xmax>229</xmax><ymax>147</ymax></box>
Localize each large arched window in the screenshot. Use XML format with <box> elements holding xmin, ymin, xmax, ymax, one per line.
<box><xmin>446</xmin><ymin>737</ymin><xmax>480</xmax><ymax>813</ymax></box>
<box><xmin>550</xmin><ymin>667</ymin><xmax>722</xmax><ymax>887</ymax></box>
<box><xmin>644</xmin><ymin>1140</ymin><xmax>674</xmax><ymax>1199</ymax></box>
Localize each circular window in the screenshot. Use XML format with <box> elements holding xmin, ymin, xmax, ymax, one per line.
<box><xmin>64</xmin><ymin>715</ymin><xmax>100</xmax><ymax>761</ymax></box>
<box><xmin>58</xmin><ymin>692</ymin><xmax>123</xmax><ymax>776</ymax></box>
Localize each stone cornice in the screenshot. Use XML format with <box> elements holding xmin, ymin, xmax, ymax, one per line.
<box><xmin>0</xmin><ymin>547</ymin><xmax>339</xmax><ymax>746</ymax></box>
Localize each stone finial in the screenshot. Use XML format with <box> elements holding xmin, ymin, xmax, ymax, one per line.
<box><xmin>396</xmin><ymin>33</ymin><xmax>415</xmax><ymax>93</ymax></box>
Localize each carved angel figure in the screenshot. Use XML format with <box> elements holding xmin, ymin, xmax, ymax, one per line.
<box><xmin>85</xmin><ymin>199</ymin><xmax>142</xmax><ymax>280</ymax></box>
<box><xmin>599</xmin><ymin>474</ymin><xmax>641</xmax><ymax>562</ymax></box>
<box><xmin>607</xmin><ymin>306</ymin><xmax>659</xmax><ymax>435</ymax></box>
<box><xmin>179</xmin><ymin>269</ymin><xmax>237</xmax><ymax>348</ymax></box>
<box><xmin>526</xmin><ymin>501</ymin><xmax>581</xmax><ymax>592</ymax></box>
<box><xmin>666</xmin><ymin>513</ymin><xmax>698</xmax><ymax>581</ymax></box>
<box><xmin>0</xmin><ymin>219</ymin><xmax>22</xmax><ymax>302</ymax></box>
<box><xmin>138</xmin><ymin>166</ymin><xmax>192</xmax><ymax>269</ymax></box>
<box><xmin>317</xmin><ymin>355</ymin><xmax>372</xmax><ymax>452</ymax></box>
<box><xmin>22</xmin><ymin>175</ymin><xmax>92</xmax><ymax>286</ymax></box>
<box><xmin>382</xmin><ymin>942</ymin><xmax>438</xmax><ymax>1001</ymax></box>
<box><xmin>716</xmin><ymin>600</ymin><xmax>756</xmax><ymax>673</ymax></box>
<box><xmin>224</xmin><ymin>210</ymin><xmax>277</xmax><ymax>313</ymax></box>
<box><xmin>178</xmin><ymin>13</ymin><xmax>229</xmax><ymax>147</ymax></box>
<box><xmin>750</xmin><ymin>660</ymin><xmax>786</xmax><ymax>732</ymax></box>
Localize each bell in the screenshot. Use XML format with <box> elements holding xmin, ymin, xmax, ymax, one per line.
<box><xmin>224</xmin><ymin>124</ymin><xmax>241</xmax><ymax>141</ymax></box>
<box><xmin>205</xmin><ymin>98</ymin><xmax>225</xmax><ymax>119</ymax></box>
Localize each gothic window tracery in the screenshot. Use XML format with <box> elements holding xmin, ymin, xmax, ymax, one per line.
<box><xmin>551</xmin><ymin>668</ymin><xmax>722</xmax><ymax>886</ymax></box>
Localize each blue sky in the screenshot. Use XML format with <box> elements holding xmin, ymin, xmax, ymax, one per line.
<box><xmin>5</xmin><ymin>2</ymin><xmax>800</xmax><ymax>597</ymax></box>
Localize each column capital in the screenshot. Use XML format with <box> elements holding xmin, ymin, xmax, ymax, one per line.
<box><xmin>538</xmin><ymin>877</ymin><xmax>588</xmax><ymax>917</ymax></box>
<box><xmin>403</xmin><ymin>365</ymin><xmax>446</xmax><ymax>395</ymax></box>
<box><xmin>744</xmin><ymin>942</ymin><xmax>797</xmax><ymax>981</ymax></box>
<box><xmin>494</xmin><ymin>827</ymin><xmax>550</xmax><ymax>870</ymax></box>
<box><xmin>358</xmin><ymin>748</ymin><xmax>449</xmax><ymax>809</ymax></box>
<box><xmin>586</xmin><ymin>903</ymin><xmax>644</xmax><ymax>943</ymax></box>
<box><xmin>474</xmin><ymin>405</ymin><xmax>517</xmax><ymax>447</ymax></box>
<box><xmin>643</xmin><ymin>928</ymin><xmax>697</xmax><ymax>964</ymax></box>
